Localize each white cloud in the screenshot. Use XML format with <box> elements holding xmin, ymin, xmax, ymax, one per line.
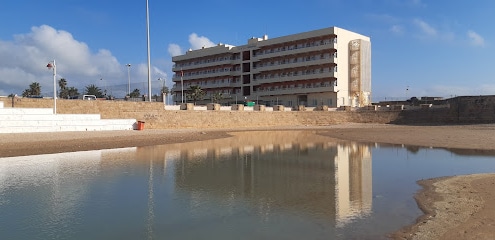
<box><xmin>409</xmin><ymin>0</ymin><xmax>426</xmax><ymax>7</ymax></box>
<box><xmin>0</xmin><ymin>25</ymin><xmax>166</xmax><ymax>97</ymax></box>
<box><xmin>413</xmin><ymin>19</ymin><xmax>437</xmax><ymax>37</ymax></box>
<box><xmin>168</xmin><ymin>43</ymin><xmax>182</xmax><ymax>57</ymax></box>
<box><xmin>467</xmin><ymin>30</ymin><xmax>485</xmax><ymax>47</ymax></box>
<box><xmin>188</xmin><ymin>33</ymin><xmax>215</xmax><ymax>50</ymax></box>
<box><xmin>390</xmin><ymin>25</ymin><xmax>404</xmax><ymax>35</ymax></box>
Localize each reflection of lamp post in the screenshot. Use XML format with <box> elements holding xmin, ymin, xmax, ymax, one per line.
<box><xmin>46</xmin><ymin>60</ymin><xmax>56</xmax><ymax>114</ymax></box>
<box><xmin>126</xmin><ymin>64</ymin><xmax>131</xmax><ymax>96</ymax></box>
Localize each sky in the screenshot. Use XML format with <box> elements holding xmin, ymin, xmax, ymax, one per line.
<box><xmin>0</xmin><ymin>0</ymin><xmax>494</xmax><ymax>101</ymax></box>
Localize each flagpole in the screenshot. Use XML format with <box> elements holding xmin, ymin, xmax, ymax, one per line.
<box><xmin>146</xmin><ymin>0</ymin><xmax>152</xmax><ymax>102</ymax></box>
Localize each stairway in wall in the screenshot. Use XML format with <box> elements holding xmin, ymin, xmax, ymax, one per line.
<box><xmin>0</xmin><ymin>101</ymin><xmax>137</xmax><ymax>133</ymax></box>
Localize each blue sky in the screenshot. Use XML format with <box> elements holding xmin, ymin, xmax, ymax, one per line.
<box><xmin>0</xmin><ymin>0</ymin><xmax>493</xmax><ymax>101</ymax></box>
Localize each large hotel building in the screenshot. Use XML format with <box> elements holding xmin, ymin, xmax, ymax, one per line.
<box><xmin>171</xmin><ymin>26</ymin><xmax>371</xmax><ymax>107</ymax></box>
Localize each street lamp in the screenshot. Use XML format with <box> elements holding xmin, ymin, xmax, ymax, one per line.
<box><xmin>158</xmin><ymin>77</ymin><xmax>165</xmax><ymax>104</ymax></box>
<box><xmin>126</xmin><ymin>64</ymin><xmax>131</xmax><ymax>96</ymax></box>
<box><xmin>46</xmin><ymin>60</ymin><xmax>57</xmax><ymax>114</ymax></box>
<box><xmin>100</xmin><ymin>78</ymin><xmax>107</xmax><ymax>98</ymax></box>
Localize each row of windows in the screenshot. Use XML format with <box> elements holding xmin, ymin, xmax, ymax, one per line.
<box><xmin>175</xmin><ymin>55</ymin><xmax>241</xmax><ymax>68</ymax></box>
<box><xmin>177</xmin><ymin>67</ymin><xmax>242</xmax><ymax>78</ymax></box>
<box><xmin>254</xmin><ymin>38</ymin><xmax>337</xmax><ymax>56</ymax></box>
<box><xmin>174</xmin><ymin>37</ymin><xmax>337</xmax><ymax>69</ymax></box>
<box><xmin>254</xmin><ymin>53</ymin><xmax>336</xmax><ymax>69</ymax></box>
<box><xmin>254</xmin><ymin>67</ymin><xmax>337</xmax><ymax>80</ymax></box>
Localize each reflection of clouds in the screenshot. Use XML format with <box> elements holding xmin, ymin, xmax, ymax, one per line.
<box><xmin>0</xmin><ymin>147</ymin><xmax>136</xmax><ymax>226</ymax></box>
<box><xmin>0</xmin><ymin>150</ymin><xmax>102</xmax><ymax>227</ymax></box>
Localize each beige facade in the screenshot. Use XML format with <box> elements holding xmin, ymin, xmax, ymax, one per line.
<box><xmin>172</xmin><ymin>27</ymin><xmax>371</xmax><ymax>107</ymax></box>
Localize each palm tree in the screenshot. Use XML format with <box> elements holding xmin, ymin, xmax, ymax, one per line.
<box><xmin>22</xmin><ymin>82</ymin><xmax>41</xmax><ymax>97</ymax></box>
<box><xmin>67</xmin><ymin>87</ymin><xmax>79</xmax><ymax>99</ymax></box>
<box><xmin>58</xmin><ymin>78</ymin><xmax>68</xmax><ymax>99</ymax></box>
<box><xmin>212</xmin><ymin>92</ymin><xmax>223</xmax><ymax>103</ymax></box>
<box><xmin>84</xmin><ymin>84</ymin><xmax>104</xmax><ymax>98</ymax></box>
<box><xmin>187</xmin><ymin>85</ymin><xmax>205</xmax><ymax>104</ymax></box>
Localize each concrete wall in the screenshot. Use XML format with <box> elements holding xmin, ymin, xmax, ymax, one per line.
<box><xmin>4</xmin><ymin>95</ymin><xmax>494</xmax><ymax>128</ymax></box>
<box><xmin>390</xmin><ymin>96</ymin><xmax>495</xmax><ymax>124</ymax></box>
<box><xmin>1</xmin><ymin>97</ymin><xmax>399</xmax><ymax>129</ymax></box>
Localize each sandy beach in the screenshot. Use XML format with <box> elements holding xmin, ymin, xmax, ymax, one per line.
<box><xmin>1</xmin><ymin>123</ymin><xmax>494</xmax><ymax>239</ymax></box>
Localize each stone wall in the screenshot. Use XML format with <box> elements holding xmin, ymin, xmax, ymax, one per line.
<box><xmin>390</xmin><ymin>95</ymin><xmax>495</xmax><ymax>124</ymax></box>
<box><xmin>4</xmin><ymin>95</ymin><xmax>494</xmax><ymax>127</ymax></box>
<box><xmin>1</xmin><ymin>97</ymin><xmax>399</xmax><ymax>129</ymax></box>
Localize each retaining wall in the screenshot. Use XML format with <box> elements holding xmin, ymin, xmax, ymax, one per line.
<box><xmin>4</xmin><ymin>95</ymin><xmax>494</xmax><ymax>128</ymax></box>
<box><xmin>1</xmin><ymin>97</ymin><xmax>399</xmax><ymax>129</ymax></box>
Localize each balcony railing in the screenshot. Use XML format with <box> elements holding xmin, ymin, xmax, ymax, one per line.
<box><xmin>253</xmin><ymin>42</ymin><xmax>337</xmax><ymax>60</ymax></box>
<box><xmin>253</xmin><ymin>70</ymin><xmax>336</xmax><ymax>84</ymax></box>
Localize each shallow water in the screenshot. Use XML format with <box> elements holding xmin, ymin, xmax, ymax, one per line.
<box><xmin>1</xmin><ymin>131</ymin><xmax>494</xmax><ymax>239</ymax></box>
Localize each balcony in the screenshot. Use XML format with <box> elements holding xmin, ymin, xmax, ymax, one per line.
<box><xmin>172</xmin><ymin>58</ymin><xmax>236</xmax><ymax>71</ymax></box>
<box><xmin>172</xmin><ymin>69</ymin><xmax>242</xmax><ymax>81</ymax></box>
<box><xmin>254</xmin><ymin>56</ymin><xmax>336</xmax><ymax>73</ymax></box>
<box><xmin>253</xmin><ymin>42</ymin><xmax>337</xmax><ymax>60</ymax></box>
<box><xmin>254</xmin><ymin>70</ymin><xmax>336</xmax><ymax>84</ymax></box>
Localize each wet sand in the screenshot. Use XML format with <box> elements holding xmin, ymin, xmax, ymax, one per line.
<box><xmin>1</xmin><ymin>123</ymin><xmax>495</xmax><ymax>239</ymax></box>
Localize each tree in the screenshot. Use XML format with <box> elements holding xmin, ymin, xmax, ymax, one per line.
<box><xmin>212</xmin><ymin>92</ymin><xmax>223</xmax><ymax>103</ymax></box>
<box><xmin>67</xmin><ymin>87</ymin><xmax>80</xmax><ymax>99</ymax></box>
<box><xmin>22</xmin><ymin>82</ymin><xmax>41</xmax><ymax>97</ymax></box>
<box><xmin>129</xmin><ymin>88</ymin><xmax>141</xmax><ymax>98</ymax></box>
<box><xmin>84</xmin><ymin>84</ymin><xmax>104</xmax><ymax>98</ymax></box>
<box><xmin>186</xmin><ymin>85</ymin><xmax>205</xmax><ymax>104</ymax></box>
<box><xmin>161</xmin><ymin>86</ymin><xmax>169</xmax><ymax>95</ymax></box>
<box><xmin>58</xmin><ymin>78</ymin><xmax>68</xmax><ymax>99</ymax></box>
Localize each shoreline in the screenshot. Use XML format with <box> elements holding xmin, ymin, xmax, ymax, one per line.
<box><xmin>1</xmin><ymin>123</ymin><xmax>495</xmax><ymax>239</ymax></box>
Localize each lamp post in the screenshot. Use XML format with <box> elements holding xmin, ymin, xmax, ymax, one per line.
<box><xmin>158</xmin><ymin>77</ymin><xmax>166</xmax><ymax>104</ymax></box>
<box><xmin>126</xmin><ymin>64</ymin><xmax>131</xmax><ymax>96</ymax></box>
<box><xmin>100</xmin><ymin>78</ymin><xmax>107</xmax><ymax>98</ymax></box>
<box><xmin>46</xmin><ymin>60</ymin><xmax>57</xmax><ymax>114</ymax></box>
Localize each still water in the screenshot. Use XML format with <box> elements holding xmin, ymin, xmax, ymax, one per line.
<box><xmin>1</xmin><ymin>131</ymin><xmax>495</xmax><ymax>239</ymax></box>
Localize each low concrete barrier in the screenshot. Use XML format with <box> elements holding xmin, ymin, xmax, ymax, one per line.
<box><xmin>274</xmin><ymin>105</ymin><xmax>285</xmax><ymax>111</ymax></box>
<box><xmin>254</xmin><ymin>105</ymin><xmax>266</xmax><ymax>112</ymax></box>
<box><xmin>231</xmin><ymin>104</ymin><xmax>244</xmax><ymax>111</ymax></box>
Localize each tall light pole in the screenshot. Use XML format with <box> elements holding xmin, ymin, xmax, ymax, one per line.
<box><xmin>146</xmin><ymin>0</ymin><xmax>152</xmax><ymax>102</ymax></box>
<box><xmin>126</xmin><ymin>64</ymin><xmax>131</xmax><ymax>96</ymax></box>
<box><xmin>46</xmin><ymin>60</ymin><xmax>57</xmax><ymax>114</ymax></box>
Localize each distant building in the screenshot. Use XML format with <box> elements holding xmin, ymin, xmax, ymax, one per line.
<box><xmin>171</xmin><ymin>26</ymin><xmax>371</xmax><ymax>107</ymax></box>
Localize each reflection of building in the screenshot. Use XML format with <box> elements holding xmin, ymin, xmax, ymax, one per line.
<box><xmin>335</xmin><ymin>143</ymin><xmax>372</xmax><ymax>226</ymax></box>
<box><xmin>171</xmin><ymin>27</ymin><xmax>371</xmax><ymax>107</ymax></box>
<box><xmin>164</xmin><ymin>131</ymin><xmax>372</xmax><ymax>226</ymax></box>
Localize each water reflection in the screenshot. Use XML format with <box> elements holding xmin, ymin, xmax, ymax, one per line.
<box><xmin>136</xmin><ymin>131</ymin><xmax>373</xmax><ymax>227</ymax></box>
<box><xmin>2</xmin><ymin>131</ymin><xmax>494</xmax><ymax>239</ymax></box>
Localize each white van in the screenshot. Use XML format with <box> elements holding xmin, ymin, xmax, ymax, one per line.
<box><xmin>82</xmin><ymin>95</ymin><xmax>97</xmax><ymax>100</ymax></box>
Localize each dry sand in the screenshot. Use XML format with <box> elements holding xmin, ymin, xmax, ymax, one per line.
<box><xmin>1</xmin><ymin>123</ymin><xmax>495</xmax><ymax>239</ymax></box>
